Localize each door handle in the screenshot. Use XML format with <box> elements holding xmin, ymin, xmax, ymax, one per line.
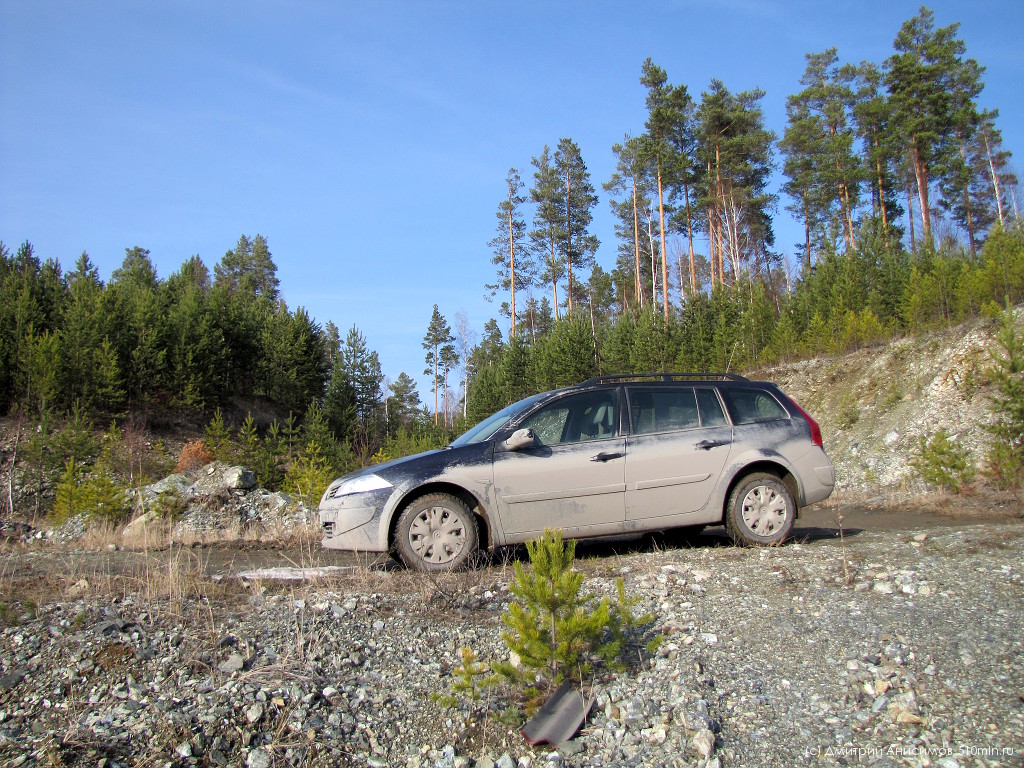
<box><xmin>696</xmin><ymin>439</ymin><xmax>728</xmax><ymax>450</ymax></box>
<box><xmin>591</xmin><ymin>451</ymin><xmax>623</xmax><ymax>462</ymax></box>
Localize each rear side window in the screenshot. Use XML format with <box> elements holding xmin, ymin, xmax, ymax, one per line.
<box><xmin>628</xmin><ymin>387</ymin><xmax>700</xmax><ymax>434</ymax></box>
<box><xmin>720</xmin><ymin>388</ymin><xmax>788</xmax><ymax>424</ymax></box>
<box><xmin>696</xmin><ymin>388</ymin><xmax>728</xmax><ymax>426</ymax></box>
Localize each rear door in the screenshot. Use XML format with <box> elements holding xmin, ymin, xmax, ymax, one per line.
<box><xmin>493</xmin><ymin>388</ymin><xmax>626</xmax><ymax>537</ymax></box>
<box><xmin>624</xmin><ymin>386</ymin><xmax>733</xmax><ymax>522</ymax></box>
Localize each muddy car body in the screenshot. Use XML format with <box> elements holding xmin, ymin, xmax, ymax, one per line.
<box><xmin>319</xmin><ymin>374</ymin><xmax>836</xmax><ymax>571</ymax></box>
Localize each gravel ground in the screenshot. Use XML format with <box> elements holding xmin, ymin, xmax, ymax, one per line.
<box><xmin>1</xmin><ymin>516</ymin><xmax>1022</xmax><ymax>768</ymax></box>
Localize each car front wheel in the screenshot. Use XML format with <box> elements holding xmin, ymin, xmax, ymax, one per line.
<box><xmin>725</xmin><ymin>473</ymin><xmax>796</xmax><ymax>546</ymax></box>
<box><xmin>394</xmin><ymin>493</ymin><xmax>479</xmax><ymax>571</ymax></box>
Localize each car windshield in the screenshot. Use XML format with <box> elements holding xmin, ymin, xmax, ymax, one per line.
<box><xmin>449</xmin><ymin>392</ymin><xmax>548</xmax><ymax>447</ymax></box>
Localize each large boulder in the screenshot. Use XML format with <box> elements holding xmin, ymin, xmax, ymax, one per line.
<box><xmin>131</xmin><ymin>462</ymin><xmax>310</xmax><ymax>540</ymax></box>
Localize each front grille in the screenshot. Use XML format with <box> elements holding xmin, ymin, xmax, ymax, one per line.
<box><xmin>322</xmin><ymin>521</ymin><xmax>335</xmax><ymax>536</ymax></box>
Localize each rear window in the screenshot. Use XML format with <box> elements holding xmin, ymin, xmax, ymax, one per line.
<box><xmin>720</xmin><ymin>388</ymin><xmax>789</xmax><ymax>424</ymax></box>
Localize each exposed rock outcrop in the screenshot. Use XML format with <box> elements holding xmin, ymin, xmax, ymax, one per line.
<box><xmin>135</xmin><ymin>461</ymin><xmax>310</xmax><ymax>540</ymax></box>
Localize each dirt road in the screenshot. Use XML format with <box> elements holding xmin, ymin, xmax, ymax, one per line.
<box><xmin>3</xmin><ymin>501</ymin><xmax>1010</xmax><ymax>590</ymax></box>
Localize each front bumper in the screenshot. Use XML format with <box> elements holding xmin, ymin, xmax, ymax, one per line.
<box><xmin>318</xmin><ymin>490</ymin><xmax>391</xmax><ymax>552</ymax></box>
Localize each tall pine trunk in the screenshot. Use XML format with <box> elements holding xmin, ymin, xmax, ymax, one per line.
<box><xmin>684</xmin><ymin>183</ymin><xmax>697</xmax><ymax>295</ymax></box>
<box><xmin>802</xmin><ymin>190</ymin><xmax>811</xmax><ymax>276</ymax></box>
<box><xmin>874</xmin><ymin>129</ymin><xmax>892</xmax><ymax>250</ymax></box>
<box><xmin>631</xmin><ymin>175</ymin><xmax>642</xmax><ymax>306</ymax></box>
<box><xmin>564</xmin><ymin>170</ymin><xmax>574</xmax><ymax>316</ymax></box>
<box><xmin>906</xmin><ymin>180</ymin><xmax>917</xmax><ymax>251</ymax></box>
<box><xmin>508</xmin><ymin>206</ymin><xmax>517</xmax><ymax>338</ymax></box>
<box><xmin>548</xmin><ymin>236</ymin><xmax>560</xmax><ymax>321</ymax></box>
<box><xmin>911</xmin><ymin>140</ymin><xmax>932</xmax><ymax>245</ymax></box>
<box><xmin>982</xmin><ymin>130</ymin><xmax>1006</xmax><ymax>227</ymax></box>
<box><xmin>656</xmin><ymin>164</ymin><xmax>669</xmax><ymax>320</ymax></box>
<box><xmin>959</xmin><ymin>142</ymin><xmax>978</xmax><ymax>260</ymax></box>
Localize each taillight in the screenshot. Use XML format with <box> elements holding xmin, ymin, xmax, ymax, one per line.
<box><xmin>784</xmin><ymin>395</ymin><xmax>823</xmax><ymax>447</ymax></box>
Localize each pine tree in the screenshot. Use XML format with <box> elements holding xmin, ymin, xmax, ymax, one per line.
<box><xmin>530</xmin><ymin>146</ymin><xmax>566</xmax><ymax>321</ymax></box>
<box><xmin>215</xmin><ymin>234</ymin><xmax>280</xmax><ymax>300</ymax></box>
<box><xmin>553</xmin><ymin>138</ymin><xmax>600</xmax><ymax>316</ymax></box>
<box><xmin>641</xmin><ymin>60</ymin><xmax>700</xmax><ymax>309</ymax></box>
<box><xmin>439</xmin><ymin>343</ymin><xmax>459</xmax><ymax>428</ymax></box>
<box><xmin>606</xmin><ymin>135</ymin><xmax>654</xmax><ymax>310</ymax></box>
<box><xmin>533</xmin><ymin>315</ymin><xmax>597</xmax><ymax>390</ymax></box>
<box><xmin>640</xmin><ymin>59</ymin><xmax>676</xmax><ymax>318</ymax></box>
<box><xmin>780</xmin><ymin>90</ymin><xmax>826</xmax><ymax>272</ymax></box>
<box><xmin>324</xmin><ymin>325</ymin><xmax>384</xmax><ymax>451</ymax></box>
<box><xmin>696</xmin><ymin>80</ymin><xmax>777</xmax><ymax>287</ymax></box>
<box><xmin>423</xmin><ymin>305</ymin><xmax>454</xmax><ymax>426</ymax></box>
<box><xmin>488</xmin><ymin>168</ymin><xmax>534</xmax><ymax>338</ymax></box>
<box><xmin>974</xmin><ymin>110</ymin><xmax>1017</xmax><ymax>230</ymax></box>
<box><xmin>851</xmin><ymin>61</ymin><xmax>903</xmax><ymax>250</ymax></box>
<box><xmin>495</xmin><ymin>529</ymin><xmax>619</xmax><ymax>691</ymax></box>
<box><xmin>885</xmin><ymin>8</ymin><xmax>984</xmax><ymax>248</ymax></box>
<box><xmin>781</xmin><ymin>49</ymin><xmax>862</xmax><ymax>264</ymax></box>
<box><xmin>258</xmin><ymin>305</ymin><xmax>329</xmax><ymax>413</ymax></box>
<box><xmin>387</xmin><ymin>372</ymin><xmax>422</xmax><ymax>431</ymax></box>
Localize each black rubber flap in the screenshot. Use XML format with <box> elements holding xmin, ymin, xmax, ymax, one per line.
<box><xmin>521</xmin><ymin>681</ymin><xmax>593</xmax><ymax>746</ymax></box>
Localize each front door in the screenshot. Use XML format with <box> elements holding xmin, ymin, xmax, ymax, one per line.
<box><xmin>493</xmin><ymin>389</ymin><xmax>625</xmax><ymax>538</ymax></box>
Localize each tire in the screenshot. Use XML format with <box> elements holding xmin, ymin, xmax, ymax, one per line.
<box><xmin>394</xmin><ymin>493</ymin><xmax>480</xmax><ymax>572</ymax></box>
<box><xmin>725</xmin><ymin>472</ymin><xmax>796</xmax><ymax>547</ymax></box>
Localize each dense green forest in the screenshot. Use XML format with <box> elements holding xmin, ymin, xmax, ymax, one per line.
<box><xmin>2</xmin><ymin>7</ymin><xmax>1023</xmax><ymax>517</ymax></box>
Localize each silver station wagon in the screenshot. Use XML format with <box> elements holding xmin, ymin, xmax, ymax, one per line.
<box><xmin>319</xmin><ymin>374</ymin><xmax>836</xmax><ymax>571</ymax></box>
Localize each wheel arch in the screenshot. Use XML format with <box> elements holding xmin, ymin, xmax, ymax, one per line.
<box><xmin>387</xmin><ymin>482</ymin><xmax>493</xmax><ymax>553</ymax></box>
<box><xmin>720</xmin><ymin>460</ymin><xmax>800</xmax><ymax>522</ymax></box>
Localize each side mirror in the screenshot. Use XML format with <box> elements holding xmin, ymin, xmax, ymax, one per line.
<box><xmin>504</xmin><ymin>428</ymin><xmax>536</xmax><ymax>451</ymax></box>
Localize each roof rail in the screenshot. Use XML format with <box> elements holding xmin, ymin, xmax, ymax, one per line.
<box><xmin>580</xmin><ymin>372</ymin><xmax>749</xmax><ymax>385</ymax></box>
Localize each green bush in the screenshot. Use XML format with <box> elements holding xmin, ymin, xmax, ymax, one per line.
<box><xmin>985</xmin><ymin>303</ymin><xmax>1024</xmax><ymax>488</ymax></box>
<box><xmin>283</xmin><ymin>443</ymin><xmax>336</xmax><ymax>508</ymax></box>
<box><xmin>52</xmin><ymin>458</ymin><xmax>132</xmax><ymax>523</ymax></box>
<box><xmin>910</xmin><ymin>429</ymin><xmax>975</xmax><ymax>492</ymax></box>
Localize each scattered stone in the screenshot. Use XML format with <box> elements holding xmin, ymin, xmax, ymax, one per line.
<box><xmin>0</xmin><ymin>505</ymin><xmax>1020</xmax><ymax>767</ymax></box>
<box><xmin>218</xmin><ymin>653</ymin><xmax>245</xmax><ymax>673</ymax></box>
<box><xmin>693</xmin><ymin>728</ymin><xmax>716</xmax><ymax>759</ymax></box>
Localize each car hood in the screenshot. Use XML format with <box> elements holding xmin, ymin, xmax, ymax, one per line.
<box><xmin>329</xmin><ymin>448</ymin><xmax>442</xmax><ymax>485</ymax></box>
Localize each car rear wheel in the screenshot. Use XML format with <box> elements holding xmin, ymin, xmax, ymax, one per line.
<box><xmin>395</xmin><ymin>493</ymin><xmax>479</xmax><ymax>572</ymax></box>
<box><xmin>725</xmin><ymin>472</ymin><xmax>796</xmax><ymax>546</ymax></box>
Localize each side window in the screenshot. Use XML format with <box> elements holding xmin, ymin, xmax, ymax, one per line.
<box><xmin>696</xmin><ymin>388</ymin><xmax>728</xmax><ymax>426</ymax></box>
<box><xmin>720</xmin><ymin>388</ymin><xmax>788</xmax><ymax>424</ymax></box>
<box><xmin>521</xmin><ymin>391</ymin><xmax>617</xmax><ymax>446</ymax></box>
<box><xmin>628</xmin><ymin>387</ymin><xmax>700</xmax><ymax>434</ymax></box>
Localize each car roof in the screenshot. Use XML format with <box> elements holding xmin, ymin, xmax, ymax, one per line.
<box><xmin>578</xmin><ymin>372</ymin><xmax>752</xmax><ymax>386</ymax></box>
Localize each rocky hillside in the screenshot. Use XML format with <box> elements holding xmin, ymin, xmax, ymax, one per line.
<box><xmin>754</xmin><ymin>310</ymin><xmax>1017</xmax><ymax>497</ymax></box>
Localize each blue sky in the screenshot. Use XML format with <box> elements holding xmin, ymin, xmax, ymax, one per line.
<box><xmin>2</xmin><ymin>1</ymin><xmax>1022</xmax><ymax>399</ymax></box>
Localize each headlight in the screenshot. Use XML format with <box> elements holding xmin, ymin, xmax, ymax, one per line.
<box><xmin>326</xmin><ymin>474</ymin><xmax>392</xmax><ymax>499</ymax></box>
